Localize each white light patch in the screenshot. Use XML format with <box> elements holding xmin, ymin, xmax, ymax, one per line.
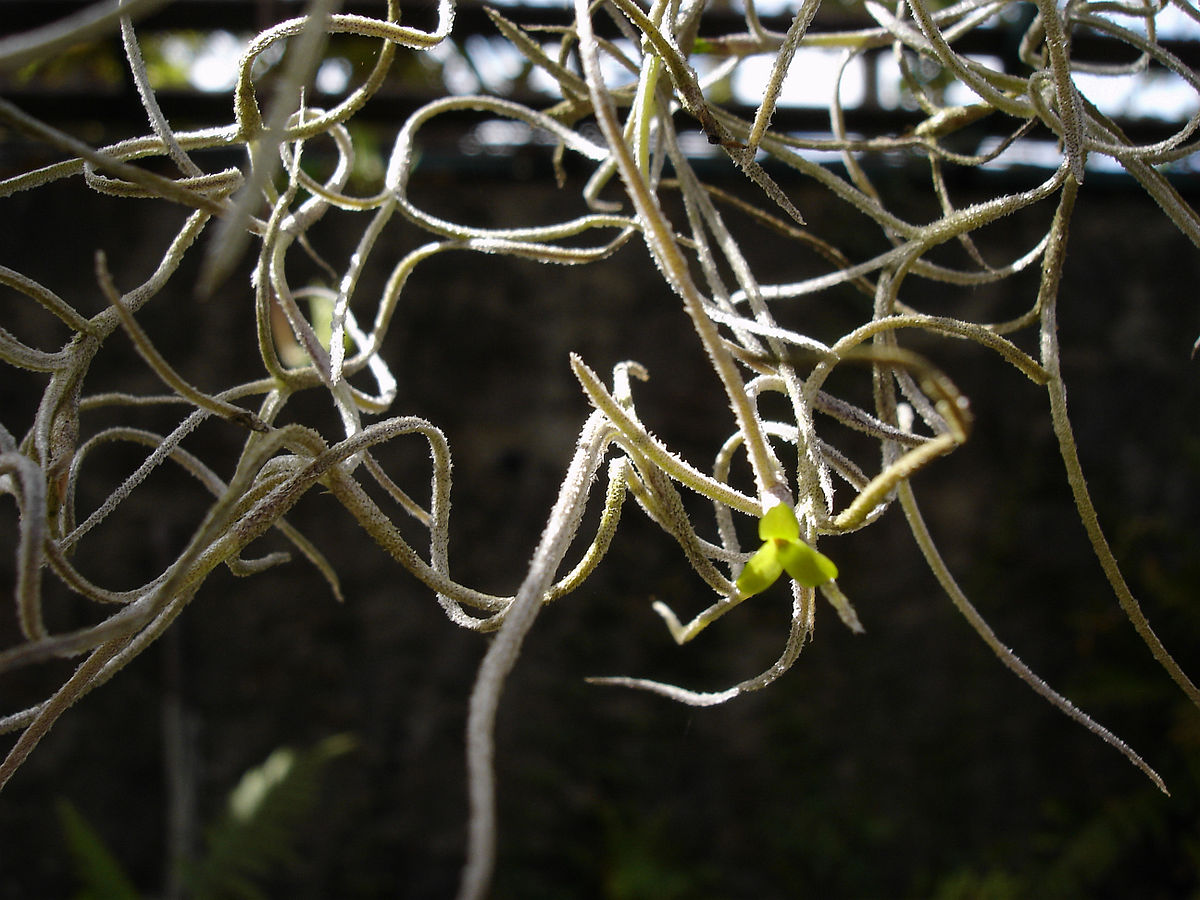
<box><xmin>188</xmin><ymin>31</ymin><xmax>243</xmax><ymax>93</ymax></box>
<box><xmin>315</xmin><ymin>57</ymin><xmax>352</xmax><ymax>95</ymax></box>
<box><xmin>1084</xmin><ymin>2</ymin><xmax>1200</xmax><ymax>39</ymax></box>
<box><xmin>476</xmin><ymin>119</ymin><xmax>533</xmax><ymax>148</ymax></box>
<box><xmin>1076</xmin><ymin>70</ymin><xmax>1200</xmax><ymax>121</ymax></box>
<box><xmin>464</xmin><ymin>36</ymin><xmax>525</xmax><ymax>94</ymax></box>
<box><xmin>733</xmin><ymin>49</ymin><xmax>866</xmax><ymax>109</ymax></box>
<box><xmin>943</xmin><ymin>56</ymin><xmax>1007</xmax><ymax>108</ymax></box>
<box><xmin>427</xmin><ymin>41</ymin><xmax>480</xmax><ymax>95</ymax></box>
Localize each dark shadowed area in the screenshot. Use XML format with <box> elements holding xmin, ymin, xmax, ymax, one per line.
<box><xmin>3</xmin><ymin>0</ymin><xmax>1200</xmax><ymax>894</ymax></box>
<box><xmin>2</xmin><ymin>154</ymin><xmax>1199</xmax><ymax>898</ymax></box>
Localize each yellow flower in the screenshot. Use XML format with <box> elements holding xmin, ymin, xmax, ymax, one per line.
<box><xmin>736</xmin><ymin>504</ymin><xmax>838</xmax><ymax>597</ymax></box>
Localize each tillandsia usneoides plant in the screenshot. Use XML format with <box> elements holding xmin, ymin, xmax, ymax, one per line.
<box><xmin>0</xmin><ymin>0</ymin><xmax>1198</xmax><ymax>895</ymax></box>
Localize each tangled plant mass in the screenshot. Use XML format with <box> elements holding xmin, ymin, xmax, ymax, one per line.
<box><xmin>1</xmin><ymin>0</ymin><xmax>1199</xmax><ymax>894</ymax></box>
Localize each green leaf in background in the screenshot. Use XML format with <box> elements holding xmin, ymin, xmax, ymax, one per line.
<box><xmin>56</xmin><ymin>798</ymin><xmax>141</xmax><ymax>900</ymax></box>
<box><xmin>177</xmin><ymin>734</ymin><xmax>355</xmax><ymax>900</ymax></box>
<box><xmin>57</xmin><ymin>736</ymin><xmax>356</xmax><ymax>900</ymax></box>
<box><xmin>180</xmin><ymin>734</ymin><xmax>357</xmax><ymax>900</ymax></box>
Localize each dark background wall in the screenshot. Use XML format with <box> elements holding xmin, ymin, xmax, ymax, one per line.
<box><xmin>1</xmin><ymin>150</ymin><xmax>1199</xmax><ymax>898</ymax></box>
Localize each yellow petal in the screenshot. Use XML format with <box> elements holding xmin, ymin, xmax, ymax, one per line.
<box><xmin>758</xmin><ymin>503</ymin><xmax>800</xmax><ymax>542</ymax></box>
<box><xmin>736</xmin><ymin>543</ymin><xmax>784</xmax><ymax>597</ymax></box>
<box><xmin>776</xmin><ymin>539</ymin><xmax>838</xmax><ymax>587</ymax></box>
